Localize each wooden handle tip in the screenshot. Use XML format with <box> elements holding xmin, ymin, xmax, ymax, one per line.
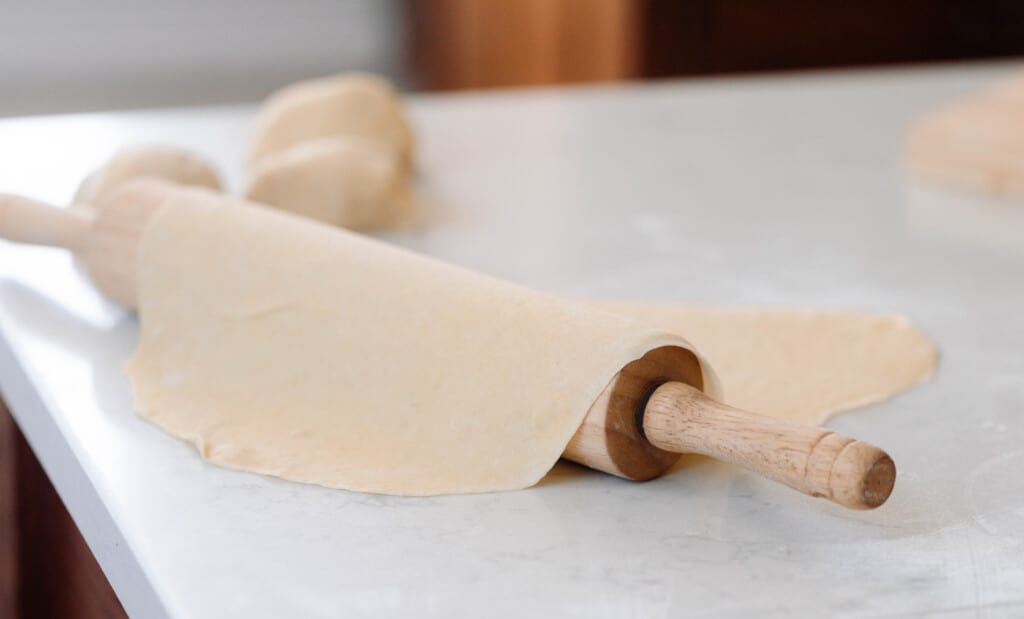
<box><xmin>829</xmin><ymin>442</ymin><xmax>896</xmax><ymax>510</ymax></box>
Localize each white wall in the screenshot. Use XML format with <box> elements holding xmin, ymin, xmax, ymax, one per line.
<box><xmin>0</xmin><ymin>0</ymin><xmax>405</xmax><ymax>116</ymax></box>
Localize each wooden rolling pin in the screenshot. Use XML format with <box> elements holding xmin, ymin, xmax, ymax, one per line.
<box><xmin>0</xmin><ymin>182</ymin><xmax>896</xmax><ymax>509</ymax></box>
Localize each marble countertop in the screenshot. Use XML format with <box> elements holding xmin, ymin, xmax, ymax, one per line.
<box><xmin>1</xmin><ymin>62</ymin><xmax>1023</xmax><ymax>618</ymax></box>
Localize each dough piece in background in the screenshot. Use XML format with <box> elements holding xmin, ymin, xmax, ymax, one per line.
<box><xmin>593</xmin><ymin>301</ymin><xmax>938</xmax><ymax>426</ymax></box>
<box><xmin>74</xmin><ymin>145</ymin><xmax>221</xmax><ymax>206</ymax></box>
<box><xmin>906</xmin><ymin>70</ymin><xmax>1024</xmax><ymax>199</ymax></box>
<box><xmin>245</xmin><ymin>136</ymin><xmax>414</xmax><ymax>230</ymax></box>
<box><xmin>248</xmin><ymin>73</ymin><xmax>414</xmax><ymax>168</ymax></box>
<box><xmin>245</xmin><ymin>72</ymin><xmax>417</xmax><ymax>229</ymax></box>
<box><xmin>988</xmin><ymin>70</ymin><xmax>1024</xmax><ymax>103</ymax></box>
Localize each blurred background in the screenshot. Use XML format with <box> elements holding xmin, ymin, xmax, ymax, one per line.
<box><xmin>2</xmin><ymin>0</ymin><xmax>1024</xmax><ymax>116</ymax></box>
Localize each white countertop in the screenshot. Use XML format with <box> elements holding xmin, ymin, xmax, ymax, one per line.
<box><xmin>2</xmin><ymin>62</ymin><xmax>1023</xmax><ymax>618</ymax></box>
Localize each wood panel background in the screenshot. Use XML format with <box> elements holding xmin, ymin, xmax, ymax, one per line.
<box><xmin>409</xmin><ymin>0</ymin><xmax>642</xmax><ymax>89</ymax></box>
<box><xmin>408</xmin><ymin>0</ymin><xmax>1024</xmax><ymax>90</ymax></box>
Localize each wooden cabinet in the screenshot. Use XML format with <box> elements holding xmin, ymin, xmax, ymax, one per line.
<box><xmin>1</xmin><ymin>402</ymin><xmax>126</xmax><ymax>619</ymax></box>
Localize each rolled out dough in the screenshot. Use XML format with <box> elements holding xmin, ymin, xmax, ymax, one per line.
<box><xmin>129</xmin><ymin>189</ymin><xmax>716</xmax><ymax>495</ymax></box>
<box><xmin>594</xmin><ymin>301</ymin><xmax>938</xmax><ymax>426</ymax></box>
<box><xmin>128</xmin><ymin>191</ymin><xmax>937</xmax><ymax>496</ymax></box>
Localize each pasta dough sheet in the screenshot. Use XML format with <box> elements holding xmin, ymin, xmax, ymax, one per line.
<box><xmin>128</xmin><ymin>189</ymin><xmax>717</xmax><ymax>495</ymax></box>
<box><xmin>594</xmin><ymin>301</ymin><xmax>938</xmax><ymax>426</ymax></box>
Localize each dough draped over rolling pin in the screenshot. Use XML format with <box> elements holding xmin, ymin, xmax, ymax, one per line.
<box><xmin>74</xmin><ymin>146</ymin><xmax>221</xmax><ymax>206</ymax></box>
<box><xmin>128</xmin><ymin>187</ymin><xmax>717</xmax><ymax>495</ymax></box>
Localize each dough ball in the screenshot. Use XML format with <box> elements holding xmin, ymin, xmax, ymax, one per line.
<box><xmin>245</xmin><ymin>136</ymin><xmax>414</xmax><ymax>230</ymax></box>
<box><xmin>248</xmin><ymin>73</ymin><xmax>413</xmax><ymax>168</ymax></box>
<box><xmin>74</xmin><ymin>146</ymin><xmax>221</xmax><ymax>206</ymax></box>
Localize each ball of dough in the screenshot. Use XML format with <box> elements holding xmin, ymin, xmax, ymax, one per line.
<box><xmin>248</xmin><ymin>73</ymin><xmax>413</xmax><ymax>168</ymax></box>
<box><xmin>74</xmin><ymin>146</ymin><xmax>221</xmax><ymax>206</ymax></box>
<box><xmin>245</xmin><ymin>136</ymin><xmax>414</xmax><ymax>230</ymax></box>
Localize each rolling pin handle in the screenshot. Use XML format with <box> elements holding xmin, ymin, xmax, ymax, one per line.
<box><xmin>0</xmin><ymin>194</ymin><xmax>94</xmax><ymax>250</ymax></box>
<box><xmin>641</xmin><ymin>381</ymin><xmax>895</xmax><ymax>509</ymax></box>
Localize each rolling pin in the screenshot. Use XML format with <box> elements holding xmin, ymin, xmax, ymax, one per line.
<box><xmin>0</xmin><ymin>182</ymin><xmax>896</xmax><ymax>509</ymax></box>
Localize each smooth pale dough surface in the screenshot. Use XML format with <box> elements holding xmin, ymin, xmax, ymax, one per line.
<box><xmin>128</xmin><ymin>189</ymin><xmax>715</xmax><ymax>495</ymax></box>
<box><xmin>74</xmin><ymin>146</ymin><xmax>221</xmax><ymax>206</ymax></box>
<box><xmin>906</xmin><ymin>70</ymin><xmax>1024</xmax><ymax>198</ymax></box>
<box><xmin>594</xmin><ymin>301</ymin><xmax>938</xmax><ymax>426</ymax></box>
<box><xmin>245</xmin><ymin>135</ymin><xmax>414</xmax><ymax>230</ymax></box>
<box><xmin>248</xmin><ymin>73</ymin><xmax>413</xmax><ymax>167</ymax></box>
